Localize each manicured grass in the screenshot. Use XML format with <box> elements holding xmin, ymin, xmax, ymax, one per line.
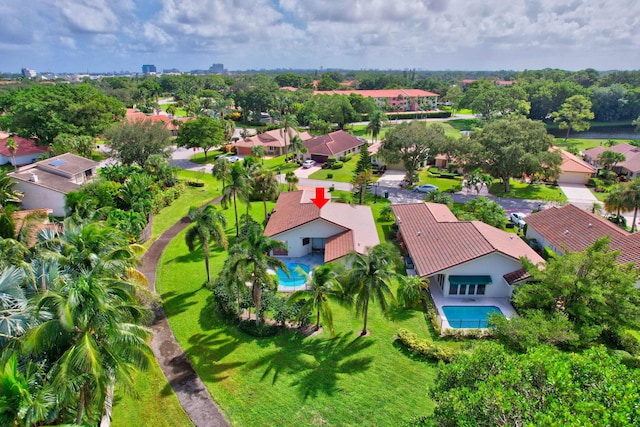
<box><xmin>416</xmin><ymin>169</ymin><xmax>464</xmax><ymax>193</ymax></box>
<box><xmin>489</xmin><ymin>180</ymin><xmax>568</xmax><ymax>202</ymax></box>
<box><xmin>554</xmin><ymin>138</ymin><xmax>636</xmax><ymax>153</ymax></box>
<box><xmin>147</xmin><ymin>170</ymin><xmax>223</xmax><ymax>247</ymax></box>
<box><xmin>347</xmin><ymin>124</ymin><xmax>391</xmax><ymax>141</ymax></box>
<box><xmin>309</xmin><ymin>158</ymin><xmax>360</xmax><ymax>182</ymax></box>
<box><xmin>262</xmin><ymin>156</ymin><xmax>301</xmax><ymax>175</ymax></box>
<box><xmin>111</xmin><ymin>357</ymin><xmax>193</xmax><ymax>427</ymax></box>
<box><xmin>161</xmin><ymin>104</ymin><xmax>188</xmax><ymax>117</ymax></box>
<box><xmin>446</xmin><ymin>118</ymin><xmax>483</xmax><ymax>133</ymax></box>
<box><xmin>155</xmin><ymin>202</ymin><xmax>448</xmax><ymax>426</ymax></box>
<box><xmin>189</xmin><ymin>150</ymin><xmax>227</xmax><ymax>164</ymax></box>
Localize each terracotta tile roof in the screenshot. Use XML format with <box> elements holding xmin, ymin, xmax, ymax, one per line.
<box><xmin>583</xmin><ymin>143</ymin><xmax>640</xmax><ymax>173</ymax></box>
<box><xmin>235</xmin><ymin>128</ymin><xmax>312</xmax><ymax>149</ymax></box>
<box><xmin>304</xmin><ymin>130</ymin><xmax>365</xmax><ymax>157</ymax></box>
<box><xmin>526</xmin><ymin>203</ymin><xmax>640</xmax><ymax>267</ymax></box>
<box><xmin>125</xmin><ymin>108</ymin><xmax>191</xmax><ymax>131</ymax></box>
<box><xmin>552</xmin><ymin>147</ymin><xmax>596</xmax><ymax>174</ymax></box>
<box><xmin>314</xmin><ymin>89</ymin><xmax>439</xmax><ymax>98</ymax></box>
<box><xmin>392</xmin><ymin>203</ymin><xmax>544</xmax><ymax>277</ymax></box>
<box><xmin>0</xmin><ymin>137</ymin><xmax>49</xmax><ymax>157</ymax></box>
<box><xmin>503</xmin><ymin>268</ymin><xmax>531</xmax><ymax>285</ymax></box>
<box><xmin>264</xmin><ymin>190</ymin><xmax>379</xmax><ymax>260</ymax></box>
<box><xmin>325</xmin><ymin>231</ymin><xmax>354</xmax><ymax>262</ymax></box>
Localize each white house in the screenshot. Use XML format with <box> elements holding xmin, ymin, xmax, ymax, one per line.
<box><xmin>392</xmin><ymin>203</ymin><xmax>544</xmax><ymax>299</ymax></box>
<box><xmin>264</xmin><ymin>190</ymin><xmax>379</xmax><ymax>262</ymax></box>
<box><xmin>9</xmin><ymin>153</ymin><xmax>99</xmax><ymax>217</ymax></box>
<box><xmin>0</xmin><ymin>136</ymin><xmax>49</xmax><ymax>166</ymax></box>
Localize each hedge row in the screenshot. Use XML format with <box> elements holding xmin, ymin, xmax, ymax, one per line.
<box><xmin>396</xmin><ymin>328</ymin><xmax>458</xmax><ymax>363</ymax></box>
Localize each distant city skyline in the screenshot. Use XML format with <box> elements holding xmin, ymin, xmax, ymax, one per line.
<box><xmin>2</xmin><ymin>1</ymin><xmax>639</xmax><ymax>74</ymax></box>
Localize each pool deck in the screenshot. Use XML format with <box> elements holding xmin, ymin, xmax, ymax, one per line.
<box><xmin>428</xmin><ymin>282</ymin><xmax>517</xmax><ymax>331</ymax></box>
<box><xmin>274</xmin><ymin>254</ymin><xmax>324</xmax><ymax>292</ymax></box>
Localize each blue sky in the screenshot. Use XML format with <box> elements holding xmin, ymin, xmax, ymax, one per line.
<box><xmin>2</xmin><ymin>0</ymin><xmax>639</xmax><ymax>74</ymax></box>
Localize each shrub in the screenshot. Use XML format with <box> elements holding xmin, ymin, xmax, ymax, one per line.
<box><xmin>339</xmin><ymin>154</ymin><xmax>353</xmax><ymax>162</ymax></box>
<box><xmin>326</xmin><ymin>157</ymin><xmax>337</xmax><ymax>166</ymax></box>
<box><xmin>396</xmin><ymin>328</ymin><xmax>458</xmax><ymax>363</ymax></box>
<box><xmin>327</xmin><ymin>173</ymin><xmax>333</xmax><ymax>179</ymax></box>
<box><xmin>329</xmin><ymin>185</ymin><xmax>335</xmax><ymax>192</ymax></box>
<box><xmin>331</xmin><ymin>161</ymin><xmax>344</xmax><ymax>170</ymax></box>
<box><xmin>618</xmin><ymin>330</ymin><xmax>640</xmax><ymax>355</ymax></box>
<box><xmin>587</xmin><ymin>178</ymin><xmax>598</xmax><ymax>187</ymax></box>
<box><xmin>237</xmin><ymin>320</ymin><xmax>280</xmax><ymax>337</ymax></box>
<box><xmin>187</xmin><ymin>181</ymin><xmax>205</xmax><ymax>187</ymax></box>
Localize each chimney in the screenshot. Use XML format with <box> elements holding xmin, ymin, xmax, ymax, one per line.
<box><xmin>29</xmin><ymin>173</ymin><xmax>38</xmax><ymax>182</ymax></box>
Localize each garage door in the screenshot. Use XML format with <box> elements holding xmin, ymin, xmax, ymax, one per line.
<box><xmin>558</xmin><ymin>172</ymin><xmax>588</xmax><ymax>184</ymax></box>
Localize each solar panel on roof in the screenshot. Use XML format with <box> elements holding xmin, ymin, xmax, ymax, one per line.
<box><xmin>49</xmin><ymin>159</ymin><xmax>65</xmax><ymax>166</ymax></box>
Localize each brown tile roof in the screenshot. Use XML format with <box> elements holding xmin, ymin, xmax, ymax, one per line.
<box><xmin>503</xmin><ymin>268</ymin><xmax>531</xmax><ymax>285</ymax></box>
<box><xmin>583</xmin><ymin>143</ymin><xmax>640</xmax><ymax>173</ymax></box>
<box><xmin>392</xmin><ymin>203</ymin><xmax>544</xmax><ymax>277</ymax></box>
<box><xmin>526</xmin><ymin>203</ymin><xmax>640</xmax><ymax>267</ymax></box>
<box><xmin>304</xmin><ymin>130</ymin><xmax>365</xmax><ymax>157</ymax></box>
<box><xmin>264</xmin><ymin>190</ymin><xmax>379</xmax><ymax>260</ymax></box>
<box><xmin>235</xmin><ymin>128</ymin><xmax>312</xmax><ymax>149</ymax></box>
<box><xmin>553</xmin><ymin>147</ymin><xmax>596</xmax><ymax>174</ymax></box>
<box><xmin>0</xmin><ymin>137</ymin><xmax>49</xmax><ymax>157</ymax></box>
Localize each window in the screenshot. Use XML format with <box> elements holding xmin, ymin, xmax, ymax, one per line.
<box><xmin>468</xmin><ymin>284</ymin><xmax>476</xmax><ymax>295</ymax></box>
<box><xmin>477</xmin><ymin>284</ymin><xmax>486</xmax><ymax>295</ymax></box>
<box><xmin>459</xmin><ymin>285</ymin><xmax>466</xmax><ymax>295</ymax></box>
<box><xmin>302</xmin><ymin>238</ymin><xmax>310</xmax><ymax>246</ymax></box>
<box><xmin>448</xmin><ymin>284</ymin><xmax>458</xmax><ymax>295</ymax></box>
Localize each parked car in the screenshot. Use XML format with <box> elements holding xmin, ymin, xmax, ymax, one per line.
<box><xmin>220</xmin><ymin>155</ymin><xmax>240</xmax><ymax>163</ymax></box>
<box><xmin>413</xmin><ymin>184</ymin><xmax>439</xmax><ymax>193</ymax></box>
<box><xmin>509</xmin><ymin>212</ymin><xmax>527</xmax><ymax>228</ymax></box>
<box><xmin>302</xmin><ymin>159</ymin><xmax>316</xmax><ymax>168</ymax></box>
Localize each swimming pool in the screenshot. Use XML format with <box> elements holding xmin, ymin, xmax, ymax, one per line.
<box><xmin>277</xmin><ymin>262</ymin><xmax>311</xmax><ymax>287</ymax></box>
<box><xmin>441</xmin><ymin>306</ymin><xmax>504</xmax><ymax>329</ymax></box>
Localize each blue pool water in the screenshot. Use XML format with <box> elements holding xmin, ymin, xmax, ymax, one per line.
<box><xmin>442</xmin><ymin>306</ymin><xmax>503</xmax><ymax>329</ymax></box>
<box><xmin>277</xmin><ymin>262</ymin><xmax>311</xmax><ymax>287</ymax></box>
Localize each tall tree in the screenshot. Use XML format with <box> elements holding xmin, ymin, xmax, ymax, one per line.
<box><xmin>23</xmin><ymin>270</ymin><xmax>153</xmax><ymax>425</ymax></box>
<box><xmin>552</xmin><ymin>94</ymin><xmax>594</xmax><ymax>141</ymax></box>
<box><xmin>280</xmin><ymin>114</ymin><xmax>299</xmax><ymax>156</ymax></box>
<box><xmin>623</xmin><ymin>178</ymin><xmax>640</xmax><ymax>232</ymax></box>
<box><xmin>468</xmin><ymin>117</ymin><xmax>561</xmax><ymax>192</ymax></box>
<box><xmin>251</xmin><ymin>168</ymin><xmax>279</xmax><ymax>223</ymax></box>
<box><xmin>345</xmin><ymin>244</ymin><xmax>398</xmax><ymax>336</ymax></box>
<box><xmin>175</xmin><ymin>116</ymin><xmax>229</xmax><ymax>161</ymax></box>
<box><xmin>289</xmin><ymin>135</ymin><xmax>307</xmax><ymax>161</ymax></box>
<box><xmin>366</xmin><ymin>110</ymin><xmax>386</xmax><ymax>143</ymax></box>
<box><xmin>105</xmin><ymin>119</ymin><xmax>173</xmax><ymax>167</ymax></box>
<box><xmin>220</xmin><ymin>162</ymin><xmax>249</xmax><ymax>237</ymax></box>
<box><xmin>51</xmin><ymin>133</ymin><xmax>94</xmax><ymax>159</ymax></box>
<box><xmin>288</xmin><ymin>264</ymin><xmax>349</xmax><ymax>335</ymax></box>
<box><xmin>226</xmin><ymin>224</ymin><xmax>287</xmax><ymax>323</ymax></box>
<box><xmin>379</xmin><ymin>122</ymin><xmax>447</xmax><ymax>185</ymax></box>
<box><xmin>443</xmin><ymin>85</ymin><xmax>464</xmax><ymax>116</ymax></box>
<box><xmin>517</xmin><ymin>236</ymin><xmax>640</xmax><ymax>345</ymax></box>
<box><xmin>597</xmin><ymin>150</ymin><xmax>626</xmax><ymax>171</ymax></box>
<box><xmin>185</xmin><ymin>205</ymin><xmax>228</xmax><ymax>283</ymax></box>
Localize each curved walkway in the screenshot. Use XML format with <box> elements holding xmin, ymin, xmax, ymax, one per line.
<box><xmin>139</xmin><ymin>198</ymin><xmax>230</xmax><ymax>427</ymax></box>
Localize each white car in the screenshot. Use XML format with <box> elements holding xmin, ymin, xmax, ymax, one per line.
<box><xmin>509</xmin><ymin>212</ymin><xmax>527</xmax><ymax>228</ymax></box>
<box><xmin>302</xmin><ymin>159</ymin><xmax>316</xmax><ymax>168</ymax></box>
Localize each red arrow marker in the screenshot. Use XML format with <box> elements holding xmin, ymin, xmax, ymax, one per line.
<box><xmin>311</xmin><ymin>187</ymin><xmax>329</xmax><ymax>209</ymax></box>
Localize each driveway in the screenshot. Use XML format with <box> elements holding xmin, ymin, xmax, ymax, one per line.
<box><xmin>558</xmin><ymin>183</ymin><xmax>601</xmax><ymax>210</ymax></box>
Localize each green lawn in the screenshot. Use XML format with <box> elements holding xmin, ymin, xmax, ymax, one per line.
<box><xmin>416</xmin><ymin>169</ymin><xmax>464</xmax><ymax>193</ymax></box>
<box><xmin>161</xmin><ymin>104</ymin><xmax>187</xmax><ymax>117</ymax></box>
<box><xmin>153</xmin><ymin>201</ymin><xmax>450</xmax><ymax>426</ymax></box>
<box><xmin>554</xmin><ymin>138</ymin><xmax>636</xmax><ymax>153</ymax></box>
<box><xmin>308</xmin><ymin>157</ymin><xmax>362</xmax><ymax>182</ymax></box>
<box><xmin>489</xmin><ymin>180</ymin><xmax>568</xmax><ymax>202</ymax></box>
<box><xmin>111</xmin><ymin>357</ymin><xmax>193</xmax><ymax>427</ymax></box>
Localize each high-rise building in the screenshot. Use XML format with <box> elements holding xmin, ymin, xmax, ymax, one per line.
<box><xmin>21</xmin><ymin>68</ymin><xmax>37</xmax><ymax>78</ymax></box>
<box><xmin>142</xmin><ymin>64</ymin><xmax>157</xmax><ymax>74</ymax></box>
<box><xmin>209</xmin><ymin>63</ymin><xmax>224</xmax><ymax>73</ymax></box>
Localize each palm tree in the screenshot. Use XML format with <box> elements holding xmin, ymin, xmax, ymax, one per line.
<box><xmin>23</xmin><ymin>270</ymin><xmax>153</xmax><ymax>425</ymax></box>
<box><xmin>345</xmin><ymin>243</ymin><xmax>398</xmax><ymax>336</ymax></box>
<box><xmin>623</xmin><ymin>178</ymin><xmax>640</xmax><ymax>232</ymax></box>
<box><xmin>226</xmin><ymin>224</ymin><xmax>287</xmax><ymax>323</ymax></box>
<box><xmin>5</xmin><ymin>137</ymin><xmax>18</xmax><ymax>170</ymax></box>
<box><xmin>285</xmin><ymin>171</ymin><xmax>299</xmax><ymax>192</ymax></box>
<box><xmin>185</xmin><ymin>205</ymin><xmax>228</xmax><ymax>283</ymax></box>
<box><xmin>289</xmin><ymin>135</ymin><xmax>308</xmax><ymax>162</ymax></box>
<box><xmin>221</xmin><ymin>162</ymin><xmax>249</xmax><ymax>237</ymax></box>
<box><xmin>605</xmin><ymin>185</ymin><xmax>626</xmax><ymax>222</ymax></box>
<box><xmin>288</xmin><ymin>264</ymin><xmax>350</xmax><ymax>335</ymax></box>
<box><xmin>0</xmin><ymin>265</ymin><xmax>37</xmax><ymax>347</ymax></box>
<box><xmin>0</xmin><ymin>170</ymin><xmax>23</xmax><ymax>207</ymax></box>
<box><xmin>252</xmin><ymin>168</ymin><xmax>279</xmax><ymax>223</ymax></box>
<box><xmin>366</xmin><ymin>110</ymin><xmax>386</xmax><ymax>143</ymax></box>
<box><xmin>280</xmin><ymin>113</ymin><xmax>299</xmax><ymax>157</ymax></box>
<box><xmin>397</xmin><ymin>276</ymin><xmax>429</xmax><ymax>308</ymax></box>
<box><xmin>251</xmin><ymin>145</ymin><xmax>266</xmax><ymax>165</ymax></box>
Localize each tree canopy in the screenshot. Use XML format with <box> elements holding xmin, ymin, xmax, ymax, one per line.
<box><xmin>105</xmin><ymin>119</ymin><xmax>173</xmax><ymax>167</ymax></box>
<box><xmin>175</xmin><ymin>116</ymin><xmax>230</xmax><ymax>161</ymax></box>
<box><xmin>0</xmin><ymin>84</ymin><xmax>125</xmax><ymax>144</ymax></box>
<box><xmin>551</xmin><ymin>94</ymin><xmax>595</xmax><ymax>140</ymax></box>
<box><xmin>379</xmin><ymin>122</ymin><xmax>447</xmax><ymax>185</ymax></box>
<box><xmin>467</xmin><ymin>117</ymin><xmax>561</xmax><ymax>192</ymax></box>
